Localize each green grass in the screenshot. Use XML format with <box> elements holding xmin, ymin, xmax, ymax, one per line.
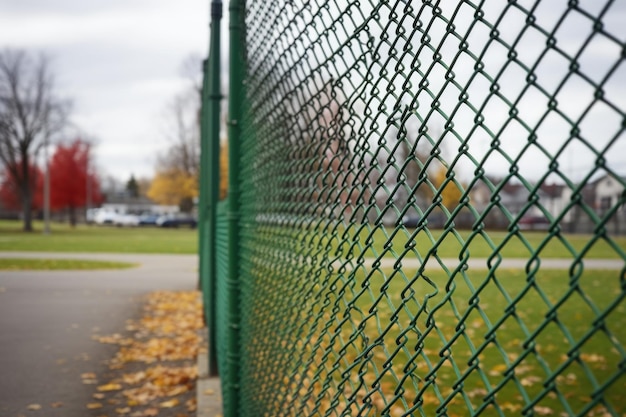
<box><xmin>2</xmin><ymin>220</ymin><xmax>624</xmax><ymax>261</ymax></box>
<box><xmin>0</xmin><ymin>220</ymin><xmax>197</xmax><ymax>254</ymax></box>
<box><xmin>289</xmin><ymin>267</ymin><xmax>626</xmax><ymax>416</ymax></box>
<box><xmin>0</xmin><ymin>258</ymin><xmax>137</xmax><ymax>270</ymax></box>
<box><xmin>322</xmin><ymin>223</ymin><xmax>626</xmax><ymax>259</ymax></box>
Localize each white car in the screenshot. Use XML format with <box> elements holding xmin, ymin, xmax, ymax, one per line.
<box><xmin>93</xmin><ymin>209</ymin><xmax>118</xmax><ymax>225</ymax></box>
<box><xmin>114</xmin><ymin>213</ymin><xmax>140</xmax><ymax>227</ymax></box>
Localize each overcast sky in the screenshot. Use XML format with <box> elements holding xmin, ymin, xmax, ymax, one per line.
<box><xmin>0</xmin><ymin>0</ymin><xmax>209</xmax><ymax>183</ymax></box>
<box><xmin>1</xmin><ymin>1</ymin><xmax>624</xmax><ymax>188</ymax></box>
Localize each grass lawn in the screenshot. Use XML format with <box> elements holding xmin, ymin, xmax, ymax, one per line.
<box><xmin>3</xmin><ymin>220</ymin><xmax>623</xmax><ymax>260</ymax></box>
<box><xmin>0</xmin><ymin>220</ymin><xmax>198</xmax><ymax>254</ymax></box>
<box><xmin>0</xmin><ymin>258</ymin><xmax>137</xmax><ymax>270</ymax></box>
<box><xmin>276</xmin><ymin>267</ymin><xmax>625</xmax><ymax>416</ymax></box>
<box><xmin>321</xmin><ymin>222</ymin><xmax>626</xmax><ymax>259</ymax></box>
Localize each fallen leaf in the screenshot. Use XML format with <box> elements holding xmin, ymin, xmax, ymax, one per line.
<box><xmin>581</xmin><ymin>353</ymin><xmax>606</xmax><ymax>363</ymax></box>
<box><xmin>27</xmin><ymin>404</ymin><xmax>42</xmax><ymax>410</ymax></box>
<box><xmin>534</xmin><ymin>406</ymin><xmax>553</xmax><ymax>415</ymax></box>
<box><xmin>159</xmin><ymin>398</ymin><xmax>180</xmax><ymax>408</ymax></box>
<box><xmin>142</xmin><ymin>408</ymin><xmax>159</xmax><ymax>416</ymax></box>
<box><xmin>488</xmin><ymin>363</ymin><xmax>508</xmax><ymax>376</ymax></box>
<box><xmin>116</xmin><ymin>407</ymin><xmax>131</xmax><ymax>414</ymax></box>
<box><xmin>93</xmin><ymin>393</ymin><xmax>106</xmax><ymax>400</ymax></box>
<box><xmin>87</xmin><ymin>402</ymin><xmax>103</xmax><ymax>409</ymax></box>
<box><xmin>50</xmin><ymin>402</ymin><xmax>63</xmax><ymax>408</ymax></box>
<box><xmin>203</xmin><ymin>389</ymin><xmax>215</xmax><ymax>396</ymax></box>
<box><xmin>501</xmin><ymin>402</ymin><xmax>521</xmax><ymax>412</ymax></box>
<box><xmin>520</xmin><ymin>376</ymin><xmax>542</xmax><ymax>387</ymax></box>
<box><xmin>186</xmin><ymin>398</ymin><xmax>197</xmax><ymax>412</ymax></box>
<box><xmin>98</xmin><ymin>382</ymin><xmax>123</xmax><ymax>392</ymax></box>
<box><xmin>165</xmin><ymin>385</ymin><xmax>188</xmax><ymax>397</ymax></box>
<box><xmin>123</xmin><ymin>371</ymin><xmax>146</xmax><ymax>385</ymax></box>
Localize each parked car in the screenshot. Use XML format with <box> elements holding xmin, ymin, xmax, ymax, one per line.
<box><xmin>138</xmin><ymin>213</ymin><xmax>160</xmax><ymax>226</ymax></box>
<box><xmin>519</xmin><ymin>215</ymin><xmax>550</xmax><ymax>230</ymax></box>
<box><xmin>93</xmin><ymin>209</ymin><xmax>118</xmax><ymax>225</ymax></box>
<box><xmin>114</xmin><ymin>213</ymin><xmax>140</xmax><ymax>227</ymax></box>
<box><xmin>401</xmin><ymin>215</ymin><xmax>421</xmax><ymax>228</ymax></box>
<box><xmin>156</xmin><ymin>214</ymin><xmax>197</xmax><ymax>228</ymax></box>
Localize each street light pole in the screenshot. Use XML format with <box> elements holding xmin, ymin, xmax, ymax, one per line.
<box><xmin>43</xmin><ymin>135</ymin><xmax>50</xmax><ymax>235</ymax></box>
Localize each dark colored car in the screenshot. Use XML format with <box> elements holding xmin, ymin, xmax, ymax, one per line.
<box><xmin>519</xmin><ymin>215</ymin><xmax>550</xmax><ymax>230</ymax></box>
<box><xmin>156</xmin><ymin>215</ymin><xmax>197</xmax><ymax>228</ymax></box>
<box><xmin>401</xmin><ymin>215</ymin><xmax>421</xmax><ymax>228</ymax></box>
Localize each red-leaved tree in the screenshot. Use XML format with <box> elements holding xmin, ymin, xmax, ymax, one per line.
<box><xmin>0</xmin><ymin>161</ymin><xmax>43</xmax><ymax>212</ymax></box>
<box><xmin>49</xmin><ymin>139</ymin><xmax>102</xmax><ymax>226</ymax></box>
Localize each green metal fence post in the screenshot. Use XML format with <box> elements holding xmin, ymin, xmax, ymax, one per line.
<box><xmin>226</xmin><ymin>0</ymin><xmax>245</xmax><ymax>415</ymax></box>
<box><xmin>199</xmin><ymin>0</ymin><xmax>222</xmax><ymax>378</ymax></box>
<box><xmin>198</xmin><ymin>56</ymin><xmax>209</xmax><ymax>368</ymax></box>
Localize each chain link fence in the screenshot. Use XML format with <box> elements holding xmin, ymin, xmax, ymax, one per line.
<box><xmin>201</xmin><ymin>0</ymin><xmax>626</xmax><ymax>415</ymax></box>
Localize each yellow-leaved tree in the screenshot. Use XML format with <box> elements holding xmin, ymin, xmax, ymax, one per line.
<box><xmin>219</xmin><ymin>140</ymin><xmax>228</xmax><ymax>200</ymax></box>
<box><xmin>147</xmin><ymin>169</ymin><xmax>198</xmax><ymax>211</ymax></box>
<box><xmin>431</xmin><ymin>163</ymin><xmax>464</xmax><ymax>210</ymax></box>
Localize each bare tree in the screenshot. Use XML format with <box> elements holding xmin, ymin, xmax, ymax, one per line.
<box><xmin>149</xmin><ymin>54</ymin><xmax>207</xmax><ymax>214</ymax></box>
<box><xmin>179</xmin><ymin>53</ymin><xmax>203</xmax><ymax>98</ymax></box>
<box><xmin>158</xmin><ymin>90</ymin><xmax>200</xmax><ymax>178</ymax></box>
<box><xmin>0</xmin><ymin>49</ymin><xmax>70</xmax><ymax>231</ymax></box>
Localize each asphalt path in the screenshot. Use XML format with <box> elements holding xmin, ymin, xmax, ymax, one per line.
<box><xmin>0</xmin><ymin>253</ymin><xmax>198</xmax><ymax>417</ymax></box>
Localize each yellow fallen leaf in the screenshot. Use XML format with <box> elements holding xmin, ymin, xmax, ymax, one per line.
<box><xmin>204</xmin><ymin>389</ymin><xmax>215</xmax><ymax>395</ymax></box>
<box><xmin>501</xmin><ymin>402</ymin><xmax>522</xmax><ymax>412</ymax></box>
<box><xmin>27</xmin><ymin>404</ymin><xmax>42</xmax><ymax>410</ymax></box>
<box><xmin>534</xmin><ymin>405</ymin><xmax>553</xmax><ymax>415</ymax></box>
<box><xmin>50</xmin><ymin>402</ymin><xmax>63</xmax><ymax>408</ymax></box>
<box><xmin>488</xmin><ymin>363</ymin><xmax>508</xmax><ymax>376</ymax></box>
<box><xmin>159</xmin><ymin>398</ymin><xmax>180</xmax><ymax>408</ymax></box>
<box><xmin>93</xmin><ymin>393</ymin><xmax>106</xmax><ymax>399</ymax></box>
<box><xmin>186</xmin><ymin>397</ymin><xmax>197</xmax><ymax>412</ymax></box>
<box><xmin>98</xmin><ymin>383</ymin><xmax>123</xmax><ymax>392</ymax></box>
<box><xmin>116</xmin><ymin>407</ymin><xmax>131</xmax><ymax>414</ymax></box>
<box><xmin>86</xmin><ymin>402</ymin><xmax>103</xmax><ymax>409</ymax></box>
<box><xmin>581</xmin><ymin>353</ymin><xmax>606</xmax><ymax>363</ymax></box>
<box><xmin>122</xmin><ymin>371</ymin><xmax>146</xmax><ymax>384</ymax></box>
<box><xmin>520</xmin><ymin>376</ymin><xmax>542</xmax><ymax>386</ymax></box>
<box><xmin>165</xmin><ymin>385</ymin><xmax>188</xmax><ymax>397</ymax></box>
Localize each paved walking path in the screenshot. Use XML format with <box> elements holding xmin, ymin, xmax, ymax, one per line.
<box><xmin>0</xmin><ymin>252</ymin><xmax>197</xmax><ymax>417</ymax></box>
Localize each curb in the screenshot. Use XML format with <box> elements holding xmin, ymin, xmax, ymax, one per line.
<box><xmin>196</xmin><ymin>337</ymin><xmax>223</xmax><ymax>417</ymax></box>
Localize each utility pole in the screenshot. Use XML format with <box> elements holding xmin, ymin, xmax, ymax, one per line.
<box><xmin>43</xmin><ymin>135</ymin><xmax>50</xmax><ymax>235</ymax></box>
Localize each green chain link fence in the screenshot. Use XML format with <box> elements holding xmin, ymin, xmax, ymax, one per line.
<box><xmin>200</xmin><ymin>0</ymin><xmax>626</xmax><ymax>415</ymax></box>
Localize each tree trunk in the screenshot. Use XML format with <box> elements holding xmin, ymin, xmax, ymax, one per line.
<box><xmin>69</xmin><ymin>206</ymin><xmax>77</xmax><ymax>227</ymax></box>
<box><xmin>22</xmin><ymin>190</ymin><xmax>33</xmax><ymax>231</ymax></box>
<box><xmin>21</xmin><ymin>152</ymin><xmax>33</xmax><ymax>232</ymax></box>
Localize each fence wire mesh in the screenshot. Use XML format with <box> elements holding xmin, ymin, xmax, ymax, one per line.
<box><xmin>209</xmin><ymin>0</ymin><xmax>626</xmax><ymax>416</ymax></box>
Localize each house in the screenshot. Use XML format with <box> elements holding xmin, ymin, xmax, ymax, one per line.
<box><xmin>595</xmin><ymin>174</ymin><xmax>625</xmax><ymax>216</ymax></box>
<box><xmin>593</xmin><ymin>174</ymin><xmax>625</xmax><ymax>234</ymax></box>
